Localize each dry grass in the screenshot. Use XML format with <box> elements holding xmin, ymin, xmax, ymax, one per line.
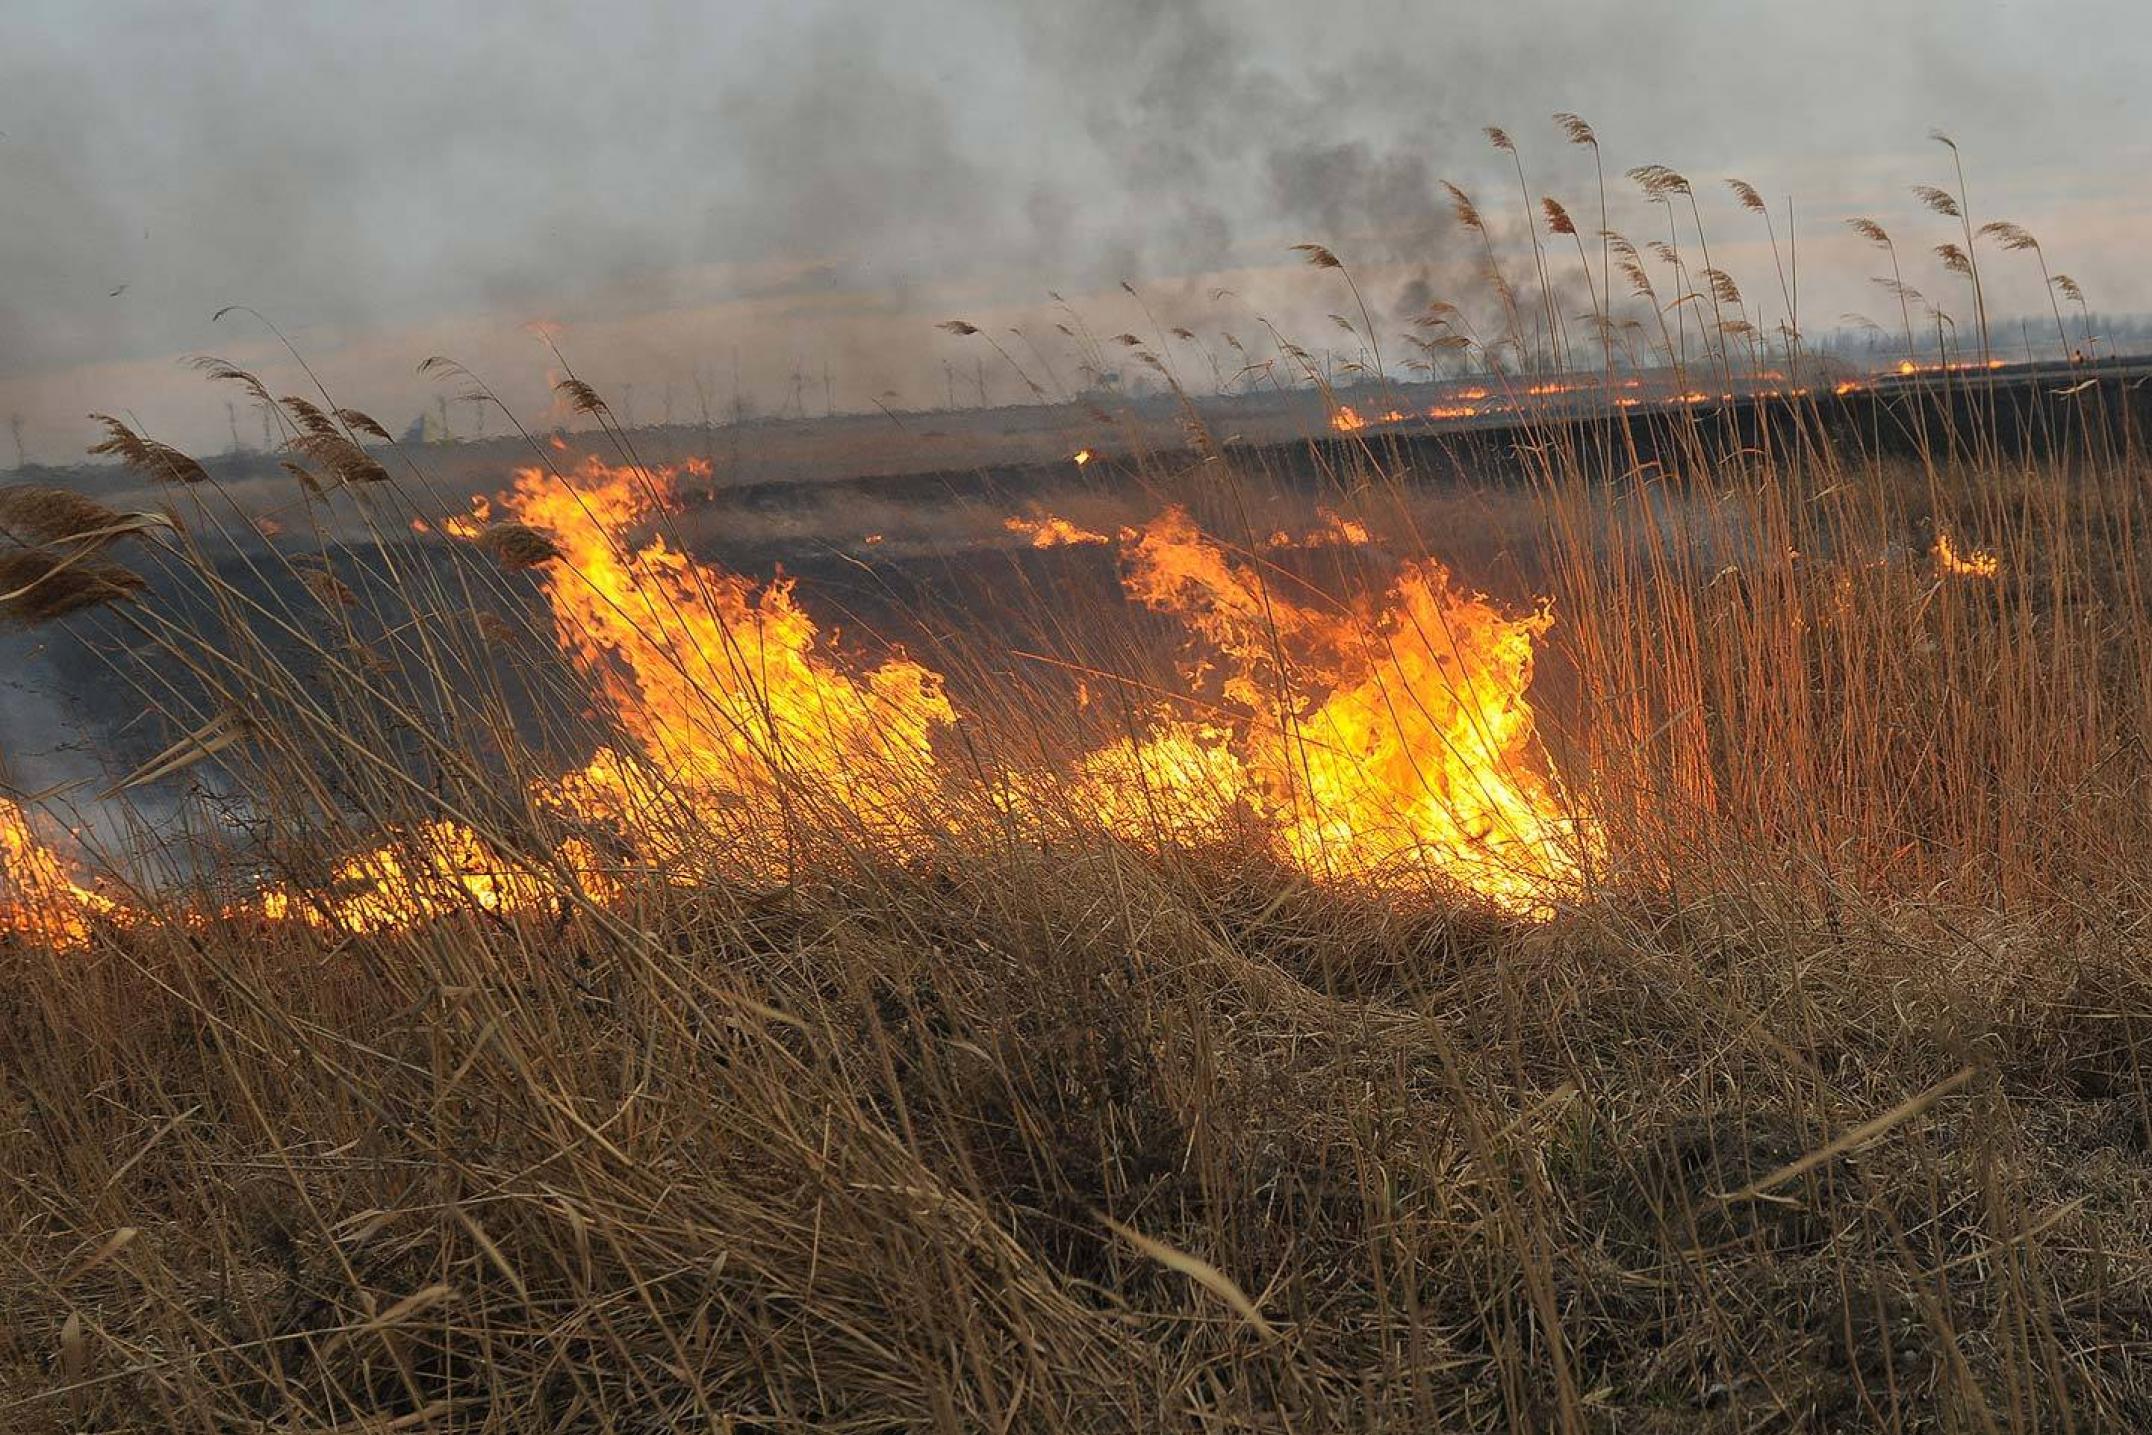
<box><xmin>0</xmin><ymin>549</ymin><xmax>145</xmax><ymax>627</ymax></box>
<box><xmin>6</xmin><ymin>129</ymin><xmax>2152</xmax><ymax>1432</ymax></box>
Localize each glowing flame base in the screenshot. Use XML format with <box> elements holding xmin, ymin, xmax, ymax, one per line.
<box><xmin>1</xmin><ymin>458</ymin><xmax>1597</xmax><ymax>946</ymax></box>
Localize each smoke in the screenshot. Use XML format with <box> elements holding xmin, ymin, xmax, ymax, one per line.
<box><xmin>0</xmin><ymin>0</ymin><xmax>2149</xmax><ymax>453</ymax></box>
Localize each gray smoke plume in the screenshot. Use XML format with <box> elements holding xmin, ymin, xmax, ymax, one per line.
<box><xmin>0</xmin><ymin>0</ymin><xmax>2146</xmax><ymax>450</ymax></box>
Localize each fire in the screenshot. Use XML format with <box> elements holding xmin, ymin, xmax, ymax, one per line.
<box><xmin>247</xmin><ymin>820</ymin><xmax>600</xmax><ymax>936</ymax></box>
<box><xmin>1079</xmin><ymin>508</ymin><xmax>1593</xmax><ymax>911</ymax></box>
<box><xmin>1330</xmin><ymin>405</ymin><xmax>1369</xmax><ymax>433</ymax></box>
<box><xmin>1890</xmin><ymin>359</ymin><xmax>2007</xmax><ymax>379</ymax></box>
<box><xmin>1934</xmin><ymin>532</ymin><xmax>2000</xmax><ymax>578</ymax></box>
<box><xmin>2</xmin><ymin>456</ymin><xmax>1597</xmax><ymax>946</ymax></box>
<box><xmin>497</xmin><ymin>456</ymin><xmax>954</xmax><ymax>875</ymax></box>
<box><xmin>0</xmin><ymin>798</ymin><xmax>106</xmax><ymax>948</ymax></box>
<box><xmin>1263</xmin><ymin>510</ymin><xmax>1373</xmax><ymax>550</ymax></box>
<box><xmin>1317</xmin><ymin>511</ymin><xmax>1372</xmax><ymax>547</ymax></box>
<box><xmin>413</xmin><ymin>497</ymin><xmax>491</xmax><ymax>539</ymax></box>
<box><xmin>1072</xmin><ymin>448</ymin><xmax>1094</xmax><ymax>466</ymax></box>
<box><xmin>1005</xmin><ymin>515</ymin><xmax>1111</xmax><ymax>548</ymax></box>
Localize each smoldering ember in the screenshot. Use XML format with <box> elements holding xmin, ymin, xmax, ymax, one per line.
<box><xmin>5</xmin><ymin>3</ymin><xmax>2152</xmax><ymax>1429</ymax></box>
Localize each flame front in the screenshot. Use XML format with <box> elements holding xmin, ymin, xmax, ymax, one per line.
<box><xmin>499</xmin><ymin>456</ymin><xmax>955</xmax><ymax>875</ymax></box>
<box><xmin>1087</xmin><ymin>508</ymin><xmax>1593</xmax><ymax>910</ymax></box>
<box><xmin>4</xmin><ymin>459</ymin><xmax>1599</xmax><ymax>945</ymax></box>
<box><xmin>1935</xmin><ymin>532</ymin><xmax>2000</xmax><ymax>578</ymax></box>
<box><xmin>1005</xmin><ymin>515</ymin><xmax>1112</xmax><ymax>548</ymax></box>
<box><xmin>0</xmin><ymin>798</ymin><xmax>105</xmax><ymax>948</ymax></box>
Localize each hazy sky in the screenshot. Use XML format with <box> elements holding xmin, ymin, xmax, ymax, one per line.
<box><xmin>4</xmin><ymin>0</ymin><xmax>2148</xmax><ymax>457</ymax></box>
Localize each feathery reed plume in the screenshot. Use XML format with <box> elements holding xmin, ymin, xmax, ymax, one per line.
<box><xmin>1935</xmin><ymin>243</ymin><xmax>1973</xmax><ymax>276</ymax></box>
<box><xmin>279</xmin><ymin>395</ymin><xmax>341</xmax><ymax>439</ymax></box>
<box><xmin>1552</xmin><ymin>111</ymin><xmax>1595</xmax><ymax>146</ymax></box>
<box><xmin>2053</xmin><ymin>274</ymin><xmax>2085</xmax><ymax>304</ymax></box>
<box><xmin>0</xmin><ymin>487</ymin><xmax>123</xmax><ymax>545</ymax></box>
<box><xmin>1847</xmin><ymin>217</ymin><xmax>1892</xmax><ymax>247</ymax></box>
<box><xmin>1441</xmin><ymin>183</ymin><xmax>1484</xmax><ymax>233</ymax></box>
<box><xmin>289</xmin><ymin>432</ymin><xmax>391</xmax><ymax>485</ymax></box>
<box><xmin>1627</xmin><ymin>164</ymin><xmax>1691</xmax><ymax>198</ymax></box>
<box><xmin>0</xmin><ymin>549</ymin><xmax>144</xmax><ymax>626</ymax></box>
<box><xmin>1912</xmin><ymin>185</ymin><xmax>1961</xmax><ymax>218</ymax></box>
<box><xmin>335</xmin><ymin>408</ymin><xmax>394</xmax><ymax>442</ymax></box>
<box><xmin>1541</xmin><ymin>197</ymin><xmax>1576</xmax><ymax>236</ymax></box>
<box><xmin>281</xmin><ymin>460</ymin><xmax>324</xmax><ymax>494</ymax></box>
<box><xmin>86</xmin><ymin>415</ymin><xmax>210</xmax><ymax>485</ymax></box>
<box><xmin>186</xmin><ymin>355</ymin><xmax>276</xmax><ymax>409</ymax></box>
<box><xmin>554</xmin><ymin>376</ymin><xmax>611</xmax><ymax>418</ymax></box>
<box><xmin>1111</xmin><ymin>334</ymin><xmax>1144</xmax><ymax>347</ymax></box>
<box><xmin>1976</xmin><ymin>220</ymin><xmax>2038</xmax><ymax>252</ymax></box>
<box><xmin>1611</xmin><ymin>240</ymin><xmax>1656</xmax><ymax>300</ymax></box>
<box><xmin>936</xmin><ymin>320</ymin><xmax>981</xmax><ymax>337</ymax></box>
<box><xmin>475</xmin><ymin>522</ymin><xmax>564</xmax><ymax>571</ymax></box>
<box><xmin>1484</xmin><ymin>126</ymin><xmax>1514</xmax><ymax>153</ymax></box>
<box><xmin>1977</xmin><ymin>221</ymin><xmax>2070</xmax><ymax>352</ymax></box>
<box><xmin>1726</xmin><ymin>178</ymin><xmax>1767</xmax><ymax>213</ymax></box>
<box><xmin>1703</xmin><ymin>268</ymin><xmax>1743</xmax><ymax>307</ymax></box>
<box><xmin>1290</xmin><ymin>243</ymin><xmax>1342</xmax><ymax>270</ymax></box>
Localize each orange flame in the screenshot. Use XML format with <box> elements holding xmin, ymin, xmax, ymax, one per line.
<box><xmin>0</xmin><ymin>798</ymin><xmax>104</xmax><ymax>948</ymax></box>
<box><xmin>499</xmin><ymin>456</ymin><xmax>954</xmax><ymax>875</ymax></box>
<box><xmin>3</xmin><ymin>461</ymin><xmax>1597</xmax><ymax>944</ymax></box>
<box><xmin>1079</xmin><ymin>508</ymin><xmax>1593</xmax><ymax>911</ymax></box>
<box><xmin>1935</xmin><ymin>532</ymin><xmax>2000</xmax><ymax>578</ymax></box>
<box><xmin>1004</xmin><ymin>515</ymin><xmax>1111</xmax><ymax>548</ymax></box>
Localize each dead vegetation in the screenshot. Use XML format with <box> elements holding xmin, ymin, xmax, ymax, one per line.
<box><xmin>4</xmin><ymin>123</ymin><xmax>2151</xmax><ymax>1432</ymax></box>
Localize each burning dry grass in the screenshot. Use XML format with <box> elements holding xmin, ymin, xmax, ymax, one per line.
<box><xmin>8</xmin><ymin>130</ymin><xmax>2152</xmax><ymax>1427</ymax></box>
<box><xmin>6</xmin><ymin>416</ymin><xmax>2150</xmax><ymax>1429</ymax></box>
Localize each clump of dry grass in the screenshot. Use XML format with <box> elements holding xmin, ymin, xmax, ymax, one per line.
<box><xmin>0</xmin><ymin>547</ymin><xmax>145</xmax><ymax>625</ymax></box>
<box><xmin>474</xmin><ymin>521</ymin><xmax>562</xmax><ymax>570</ymax></box>
<box><xmin>289</xmin><ymin>431</ymin><xmax>391</xmax><ymax>485</ymax></box>
<box><xmin>0</xmin><ymin>486</ymin><xmax>123</xmax><ymax>545</ymax></box>
<box><xmin>299</xmin><ymin>562</ymin><xmax>359</xmax><ymax>609</ymax></box>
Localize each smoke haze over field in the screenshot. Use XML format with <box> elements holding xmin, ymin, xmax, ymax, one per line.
<box><xmin>3</xmin><ymin>0</ymin><xmax>2150</xmax><ymax>456</ymax></box>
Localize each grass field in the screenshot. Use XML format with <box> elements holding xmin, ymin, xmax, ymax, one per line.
<box><xmin>6</xmin><ymin>141</ymin><xmax>2152</xmax><ymax>1431</ymax></box>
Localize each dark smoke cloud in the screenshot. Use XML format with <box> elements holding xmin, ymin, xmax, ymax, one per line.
<box><xmin>1</xmin><ymin>0</ymin><xmax>2148</xmax><ymax>453</ymax></box>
